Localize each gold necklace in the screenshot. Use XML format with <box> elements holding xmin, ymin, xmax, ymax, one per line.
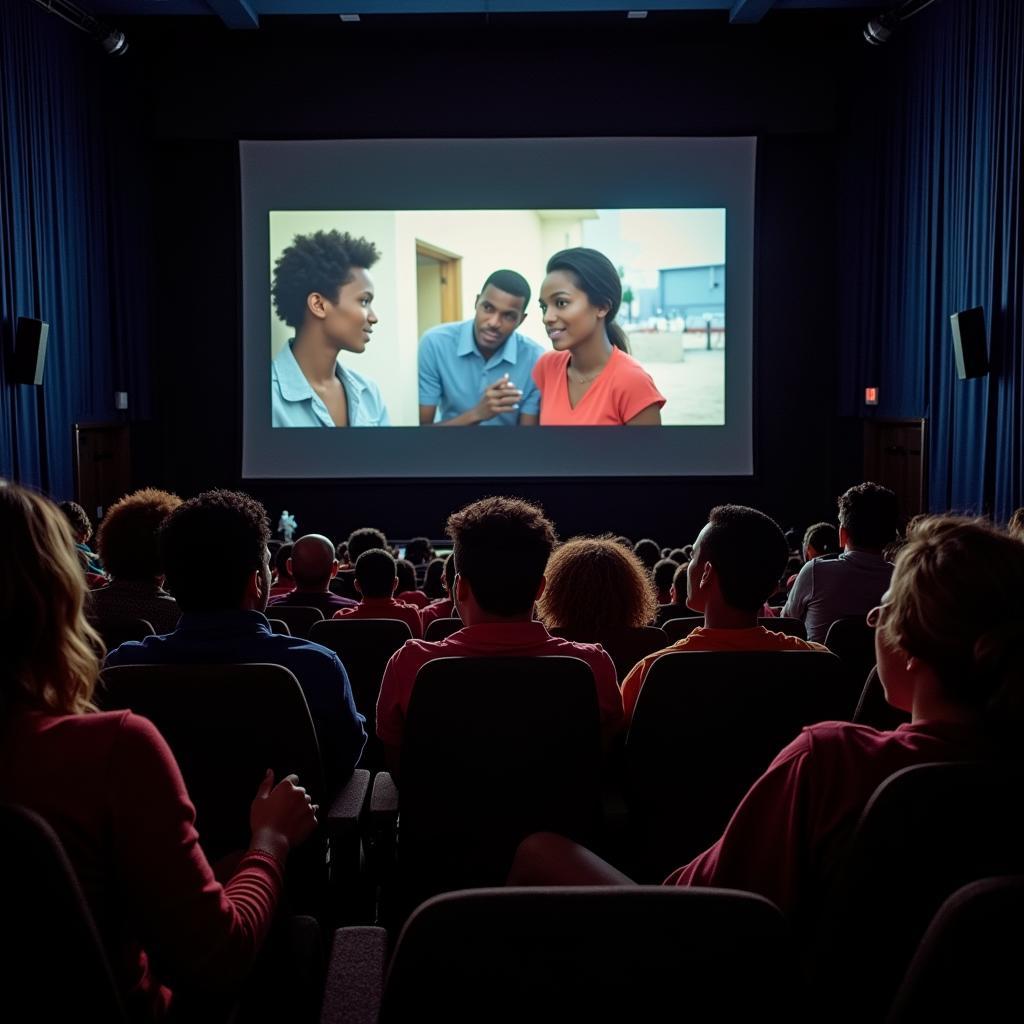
<box><xmin>568</xmin><ymin>364</ymin><xmax>606</xmax><ymax>385</ymax></box>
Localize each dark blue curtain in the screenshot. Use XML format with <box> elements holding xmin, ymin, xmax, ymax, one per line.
<box><xmin>839</xmin><ymin>0</ymin><xmax>1024</xmax><ymax>518</ymax></box>
<box><xmin>0</xmin><ymin>0</ymin><xmax>150</xmax><ymax>499</ymax></box>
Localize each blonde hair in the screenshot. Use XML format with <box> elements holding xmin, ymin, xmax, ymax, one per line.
<box><xmin>538</xmin><ymin>536</ymin><xmax>658</xmax><ymax>635</ymax></box>
<box><xmin>879</xmin><ymin>515</ymin><xmax>1024</xmax><ymax>725</ymax></box>
<box><xmin>0</xmin><ymin>482</ymin><xmax>103</xmax><ymax>716</ymax></box>
<box><xmin>1009</xmin><ymin>507</ymin><xmax>1024</xmax><ymax>542</ymax></box>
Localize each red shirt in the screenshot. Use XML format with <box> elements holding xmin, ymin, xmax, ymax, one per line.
<box><xmin>332</xmin><ymin>596</ymin><xmax>423</xmax><ymax>639</ymax></box>
<box><xmin>420</xmin><ymin>598</ymin><xmax>455</xmax><ymax>631</ymax></box>
<box><xmin>376</xmin><ymin>620</ymin><xmax>624</xmax><ymax>748</ymax></box>
<box><xmin>396</xmin><ymin>589</ymin><xmax>431</xmax><ymax>609</ymax></box>
<box><xmin>665</xmin><ymin>719</ymin><xmax>989</xmax><ymax>918</ymax></box>
<box><xmin>0</xmin><ymin>709</ymin><xmax>284</xmax><ymax>1021</ymax></box>
<box><xmin>531</xmin><ymin>346</ymin><xmax>666</xmax><ymax>425</ymax></box>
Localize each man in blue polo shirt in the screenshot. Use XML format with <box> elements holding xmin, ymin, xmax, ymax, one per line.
<box><xmin>418</xmin><ymin>269</ymin><xmax>544</xmax><ymax>426</ymax></box>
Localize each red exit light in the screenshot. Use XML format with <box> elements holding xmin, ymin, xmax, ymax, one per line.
<box><xmin>864</xmin><ymin>387</ymin><xmax>879</xmax><ymax>405</ymax></box>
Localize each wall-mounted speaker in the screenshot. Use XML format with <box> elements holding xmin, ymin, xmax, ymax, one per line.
<box><xmin>949</xmin><ymin>306</ymin><xmax>988</xmax><ymax>380</ymax></box>
<box><xmin>13</xmin><ymin>317</ymin><xmax>49</xmax><ymax>386</ymax></box>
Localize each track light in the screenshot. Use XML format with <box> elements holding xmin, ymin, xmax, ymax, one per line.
<box><xmin>30</xmin><ymin>0</ymin><xmax>129</xmax><ymax>57</ymax></box>
<box><xmin>863</xmin><ymin>0</ymin><xmax>940</xmax><ymax>46</ymax></box>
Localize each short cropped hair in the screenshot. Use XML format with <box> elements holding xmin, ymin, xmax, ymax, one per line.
<box><xmin>633</xmin><ymin>538</ymin><xmax>661</xmax><ymax>571</ymax></box>
<box><xmin>653</xmin><ymin>558</ymin><xmax>679</xmax><ymax>593</ymax></box>
<box><xmin>160</xmin><ymin>489</ymin><xmax>270</xmax><ymax>612</ymax></box>
<box><xmin>355</xmin><ymin>548</ymin><xmax>397</xmax><ymax>598</ymax></box>
<box><xmin>803</xmin><ymin>521</ymin><xmax>839</xmax><ymax>557</ymax></box>
<box><xmin>395</xmin><ymin>558</ymin><xmax>417</xmax><ymax>593</ymax></box>
<box><xmin>447</xmin><ymin>496</ymin><xmax>556</xmax><ymax>617</ymax></box>
<box><xmin>481</xmin><ymin>269</ymin><xmax>530</xmax><ymax>311</ymax></box>
<box><xmin>347</xmin><ymin>527</ymin><xmax>388</xmax><ymax>563</ymax></box>
<box><xmin>59</xmin><ymin>501</ymin><xmax>92</xmax><ymax>542</ymax></box>
<box><xmin>698</xmin><ymin>505</ymin><xmax>789</xmax><ymax>613</ymax></box>
<box><xmin>96</xmin><ymin>488</ymin><xmax>182</xmax><ymax>581</ymax></box>
<box><xmin>275</xmin><ymin>543</ymin><xmax>294</xmax><ymax>579</ymax></box>
<box><xmin>271</xmin><ymin>229</ymin><xmax>380</xmax><ymax>329</ymax></box>
<box><xmin>404</xmin><ymin>537</ymin><xmax>433</xmax><ymax>565</ymax></box>
<box><xmin>838</xmin><ymin>482</ymin><xmax>899</xmax><ymax>550</ymax></box>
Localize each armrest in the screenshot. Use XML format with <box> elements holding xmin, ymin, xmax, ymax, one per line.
<box><xmin>320</xmin><ymin>926</ymin><xmax>388</xmax><ymax>1024</ymax></box>
<box><xmin>370</xmin><ymin>771</ymin><xmax>399</xmax><ymax>821</ymax></box>
<box><xmin>326</xmin><ymin>769</ymin><xmax>371</xmax><ymax>839</ymax></box>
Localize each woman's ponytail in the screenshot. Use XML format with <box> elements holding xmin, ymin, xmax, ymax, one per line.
<box><xmin>607</xmin><ymin>320</ymin><xmax>630</xmax><ymax>354</ymax></box>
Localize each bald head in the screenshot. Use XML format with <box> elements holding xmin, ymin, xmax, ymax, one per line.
<box><xmin>288</xmin><ymin>534</ymin><xmax>338</xmax><ymax>590</ymax></box>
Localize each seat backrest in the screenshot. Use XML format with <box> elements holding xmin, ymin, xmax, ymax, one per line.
<box><xmin>268</xmin><ymin>604</ymin><xmax>325</xmax><ymax>639</ymax></box>
<box><xmin>824</xmin><ymin>614</ymin><xmax>877</xmax><ymax>681</ymax></box>
<box><xmin>662</xmin><ymin>616</ymin><xmax>704</xmax><ymax>643</ymax></box>
<box><xmin>399</xmin><ymin>656</ymin><xmax>603</xmax><ymax>901</ymax></box>
<box><xmin>887</xmin><ymin>875</ymin><xmax>1024</xmax><ymax>1024</ymax></box>
<box><xmin>655</xmin><ymin>602</ymin><xmax>691</xmax><ymax>627</ymax></box>
<box><xmin>95</xmin><ymin>617</ymin><xmax>155</xmax><ymax>649</ymax></box>
<box><xmin>664</xmin><ymin>616</ymin><xmax>807</xmax><ymax>644</ymax></box>
<box><xmin>423</xmin><ymin>616</ymin><xmax>463</xmax><ymax>643</ymax></box>
<box><xmin>380</xmin><ymin>886</ymin><xmax>795</xmax><ymax>1023</ymax></box>
<box><xmin>329</xmin><ymin>569</ymin><xmax>358</xmax><ymax>600</ymax></box>
<box><xmin>266</xmin><ymin>617</ymin><xmax>291</xmax><ymax>635</ymax></box>
<box><xmin>0</xmin><ymin>803</ymin><xmax>127</xmax><ymax>1022</ymax></box>
<box><xmin>98</xmin><ymin>663</ymin><xmax>326</xmax><ymax>864</ymax></box>
<box><xmin>853</xmin><ymin>666</ymin><xmax>911</xmax><ymax>731</ymax></box>
<box><xmin>814</xmin><ymin>760</ymin><xmax>1024</xmax><ymax>1022</ymax></box>
<box><xmin>549</xmin><ymin>625</ymin><xmax>669</xmax><ymax>681</ymax></box>
<box><xmin>626</xmin><ymin>650</ymin><xmax>858</xmax><ymax>878</ymax></box>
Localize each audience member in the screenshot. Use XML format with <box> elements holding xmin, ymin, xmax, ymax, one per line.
<box><xmin>421</xmin><ymin>557</ymin><xmax>447</xmax><ymax>600</ymax></box>
<box><xmin>0</xmin><ymin>482</ymin><xmax>318</xmax><ymax>1020</ymax></box>
<box><xmin>376</xmin><ymin>498</ymin><xmax>624</xmax><ymax>777</ymax></box>
<box><xmin>510</xmin><ymin>515</ymin><xmax>1023</xmax><ymax>930</ymax></box>
<box><xmin>269</xmin><ymin>542</ymin><xmax>295</xmax><ymax>599</ymax></box>
<box><xmin>403</xmin><ymin>536</ymin><xmax>434</xmax><ymax>566</ymax></box>
<box><xmin>268</xmin><ymin>533</ymin><xmax>358</xmax><ymax>615</ymax></box>
<box><xmin>1009</xmin><ymin>507</ymin><xmax>1024</xmax><ymax>542</ymax></box>
<box><xmin>783</xmin><ymin>482</ymin><xmax>898</xmax><ymax>642</ymax></box>
<box><xmin>420</xmin><ymin>554</ymin><xmax>457</xmax><ymax>630</ymax></box>
<box><xmin>632</xmin><ymin>538</ymin><xmax>661</xmax><ymax>572</ymax></box>
<box><xmin>784</xmin><ymin>520</ymin><xmax>840</xmax><ymax>591</ymax></box>
<box><xmin>104</xmin><ymin>490</ymin><xmax>366</xmax><ymax>787</ymax></box>
<box><xmin>538</xmin><ymin>536</ymin><xmax>658</xmax><ymax>636</ymax></box>
<box><xmin>652</xmin><ymin>557</ymin><xmax>678</xmax><ymax>605</ymax></box>
<box><xmin>395</xmin><ymin>557</ymin><xmax>430</xmax><ymax>607</ymax></box>
<box><xmin>669</xmin><ymin>561</ymin><xmax>689</xmax><ymax>604</ymax></box>
<box><xmin>332</xmin><ymin>548</ymin><xmax>423</xmax><ymax>638</ymax></box>
<box><xmin>667</xmin><ymin>547</ymin><xmax>689</xmax><ymax>564</ymax></box>
<box><xmin>88</xmin><ymin>488</ymin><xmax>182</xmax><ymax>634</ymax></box>
<box><xmin>620</xmin><ymin>505</ymin><xmax>828</xmax><ymax>724</ymax></box>
<box><xmin>59</xmin><ymin>499</ymin><xmax>104</xmax><ymax>576</ymax></box>
<box><xmin>345</xmin><ymin>526</ymin><xmax>388</xmax><ymax>565</ymax></box>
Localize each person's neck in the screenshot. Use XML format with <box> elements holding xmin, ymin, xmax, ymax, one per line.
<box><xmin>702</xmin><ymin>602</ymin><xmax>759</xmax><ymax>630</ymax></box>
<box><xmin>292</xmin><ymin>332</ymin><xmax>341</xmax><ymax>387</ymax></box>
<box><xmin>460</xmin><ymin>608</ymin><xmax>535</xmax><ymax>627</ymax></box>
<box><xmin>844</xmin><ymin>542</ymin><xmax>884</xmax><ymax>556</ymax></box>
<box><xmin>294</xmin><ymin>581</ymin><xmax>331</xmax><ymax>594</ymax></box>
<box><xmin>568</xmin><ymin>332</ymin><xmax>613</xmax><ymax>376</ymax></box>
<box><xmin>910</xmin><ymin>688</ymin><xmax>980</xmax><ymax>727</ymax></box>
<box><xmin>473</xmin><ymin>329</ymin><xmax>505</xmax><ymax>361</ymax></box>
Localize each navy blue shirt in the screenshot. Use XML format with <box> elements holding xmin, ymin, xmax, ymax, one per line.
<box><xmin>104</xmin><ymin>609</ymin><xmax>367</xmax><ymax>785</ymax></box>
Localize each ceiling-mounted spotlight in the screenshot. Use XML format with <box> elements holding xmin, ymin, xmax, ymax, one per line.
<box><xmin>30</xmin><ymin>0</ymin><xmax>129</xmax><ymax>57</ymax></box>
<box><xmin>863</xmin><ymin>0</ymin><xmax>941</xmax><ymax>46</ymax></box>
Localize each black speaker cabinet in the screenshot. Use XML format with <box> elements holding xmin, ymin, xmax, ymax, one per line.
<box><xmin>13</xmin><ymin>317</ymin><xmax>49</xmax><ymax>386</ymax></box>
<box><xmin>949</xmin><ymin>306</ymin><xmax>988</xmax><ymax>380</ymax></box>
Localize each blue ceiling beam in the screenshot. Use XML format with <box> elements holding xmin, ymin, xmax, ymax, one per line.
<box><xmin>205</xmin><ymin>0</ymin><xmax>259</xmax><ymax>28</ymax></box>
<box><xmin>729</xmin><ymin>0</ymin><xmax>776</xmax><ymax>23</ymax></box>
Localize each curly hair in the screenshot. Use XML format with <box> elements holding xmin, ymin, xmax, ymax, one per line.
<box><xmin>347</xmin><ymin>527</ymin><xmax>389</xmax><ymax>563</ymax></box>
<box><xmin>879</xmin><ymin>516</ymin><xmax>1024</xmax><ymax>729</ymax></box>
<box><xmin>837</xmin><ymin>482</ymin><xmax>898</xmax><ymax>549</ymax></box>
<box><xmin>538</xmin><ymin>536</ymin><xmax>658</xmax><ymax>634</ymax></box>
<box><xmin>96</xmin><ymin>488</ymin><xmax>181</xmax><ymax>581</ymax></box>
<box><xmin>58</xmin><ymin>500</ymin><xmax>92</xmax><ymax>542</ymax></box>
<box><xmin>271</xmin><ymin>230</ymin><xmax>381</xmax><ymax>329</ymax></box>
<box><xmin>159</xmin><ymin>489</ymin><xmax>270</xmax><ymax>612</ymax></box>
<box><xmin>1</xmin><ymin>483</ymin><xmax>103</xmax><ymax>717</ymax></box>
<box><xmin>447</xmin><ymin>497</ymin><xmax>556</xmax><ymax>616</ymax></box>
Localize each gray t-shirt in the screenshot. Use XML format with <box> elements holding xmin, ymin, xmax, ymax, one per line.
<box><xmin>782</xmin><ymin>550</ymin><xmax>893</xmax><ymax>644</ymax></box>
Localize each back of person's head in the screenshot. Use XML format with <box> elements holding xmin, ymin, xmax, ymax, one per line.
<box><xmin>1</xmin><ymin>482</ymin><xmax>102</xmax><ymax>716</ymax></box>
<box><xmin>837</xmin><ymin>482</ymin><xmax>899</xmax><ymax>550</ymax></box>
<box><xmin>653</xmin><ymin>558</ymin><xmax>679</xmax><ymax>597</ymax></box>
<box><xmin>289</xmin><ymin>534</ymin><xmax>337</xmax><ymax>590</ymax></box>
<box><xmin>803</xmin><ymin>521</ymin><xmax>839</xmax><ymax>559</ymax></box>
<box><xmin>271</xmin><ymin>229</ymin><xmax>380</xmax><ymax>329</ymax></box>
<box><xmin>545</xmin><ymin>247</ymin><xmax>630</xmax><ymax>353</ymax></box>
<box><xmin>1008</xmin><ymin>507</ymin><xmax>1024</xmax><ymax>542</ymax></box>
<box><xmin>670</xmin><ymin>561</ymin><xmax>689</xmax><ymax>602</ymax></box>
<box><xmin>347</xmin><ymin>527</ymin><xmax>388</xmax><ymax>563</ymax></box>
<box><xmin>633</xmin><ymin>538</ymin><xmax>661</xmax><ymax>571</ymax></box>
<box><xmin>404</xmin><ymin>537</ymin><xmax>433</xmax><ymax>566</ymax></box>
<box><xmin>275</xmin><ymin>542</ymin><xmax>294</xmax><ymax>580</ymax></box>
<box><xmin>355</xmin><ymin>548</ymin><xmax>397</xmax><ymax>599</ymax></box>
<box><xmin>58</xmin><ymin>500</ymin><xmax>92</xmax><ymax>543</ymax></box>
<box><xmin>538</xmin><ymin>536</ymin><xmax>657</xmax><ymax>634</ymax></box>
<box><xmin>614</xmin><ymin>535</ymin><xmax>633</xmax><ymax>549</ymax></box>
<box><xmin>668</xmin><ymin>547</ymin><xmax>689</xmax><ymax>564</ymax></box>
<box><xmin>447</xmin><ymin>496</ymin><xmax>556</xmax><ymax>617</ymax></box>
<box><xmin>879</xmin><ymin>516</ymin><xmax>1024</xmax><ymax>734</ymax></box>
<box><xmin>395</xmin><ymin>558</ymin><xmax>417</xmax><ymax>594</ymax></box>
<box><xmin>96</xmin><ymin>488</ymin><xmax>181</xmax><ymax>582</ymax></box>
<box><xmin>698</xmin><ymin>505</ymin><xmax>789</xmax><ymax>613</ymax></box>
<box><xmin>422</xmin><ymin>557</ymin><xmax>446</xmax><ymax>599</ymax></box>
<box><xmin>160</xmin><ymin>489</ymin><xmax>270</xmax><ymax>612</ymax></box>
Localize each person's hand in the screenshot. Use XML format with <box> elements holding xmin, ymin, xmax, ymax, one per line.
<box><xmin>248</xmin><ymin>770</ymin><xmax>318</xmax><ymax>860</ymax></box>
<box><xmin>472</xmin><ymin>374</ymin><xmax>522</xmax><ymax>423</ymax></box>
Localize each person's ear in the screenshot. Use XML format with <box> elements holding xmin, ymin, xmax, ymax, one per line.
<box><xmin>354</xmin><ymin>579</ymin><xmax>363</xmax><ymax>596</ymax></box>
<box><xmin>307</xmin><ymin>291</ymin><xmax>328</xmax><ymax>320</ymax></box>
<box><xmin>473</xmin><ymin>293</ymin><xmax>481</xmax><ymax>308</ymax></box>
<box><xmin>454</xmin><ymin>572</ymin><xmax>469</xmax><ymax>603</ymax></box>
<box><xmin>518</xmin><ymin>311</ymin><xmax>528</xmax><ymax>326</ymax></box>
<box><xmin>839</xmin><ymin>525</ymin><xmax>850</xmax><ymax>549</ymax></box>
<box><xmin>700</xmin><ymin>561</ymin><xmax>714</xmax><ymax>590</ymax></box>
<box><xmin>390</xmin><ymin>576</ymin><xmax>398</xmax><ymax>595</ymax></box>
<box><xmin>596</xmin><ymin>301</ymin><xmax>612</xmax><ymax>321</ymax></box>
<box><xmin>533</xmin><ymin>575</ymin><xmax>546</xmax><ymax>602</ymax></box>
<box><xmin>286</xmin><ymin>557</ymin><xmax>294</xmax><ymax>577</ymax></box>
<box><xmin>246</xmin><ymin>567</ymin><xmax>265</xmax><ymax>606</ymax></box>
<box><xmin>329</xmin><ymin>559</ymin><xmax>339</xmax><ymax>579</ymax></box>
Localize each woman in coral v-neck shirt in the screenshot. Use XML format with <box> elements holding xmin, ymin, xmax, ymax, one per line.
<box><xmin>532</xmin><ymin>247</ymin><xmax>666</xmax><ymax>426</ymax></box>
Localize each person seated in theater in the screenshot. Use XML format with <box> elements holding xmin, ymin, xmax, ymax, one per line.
<box><xmin>344</xmin><ymin>526</ymin><xmax>389</xmax><ymax>566</ymax></box>
<box><xmin>332</xmin><ymin>548</ymin><xmax>423</xmax><ymax>639</ymax></box>
<box><xmin>652</xmin><ymin>557</ymin><xmax>678</xmax><ymax>605</ymax></box>
<box><xmin>509</xmin><ymin>515</ymin><xmax>1021</xmax><ymax>931</ymax></box>
<box><xmin>104</xmin><ymin>490</ymin><xmax>366</xmax><ymax>787</ymax></box>
<box><xmin>783</xmin><ymin>482</ymin><xmax>898</xmax><ymax>643</ymax></box>
<box><xmin>59</xmin><ymin>499</ymin><xmax>104</xmax><ymax>577</ymax></box>
<box><xmin>620</xmin><ymin>505</ymin><xmax>829</xmax><ymax>726</ymax></box>
<box><xmin>271</xmin><ymin>229</ymin><xmax>389</xmax><ymax>427</ymax></box>
<box><xmin>268</xmin><ymin>542</ymin><xmax>295</xmax><ymax>599</ymax></box>
<box><xmin>633</xmin><ymin>538</ymin><xmax>661</xmax><ymax>573</ymax></box>
<box><xmin>420</xmin><ymin>554</ymin><xmax>457</xmax><ymax>631</ymax></box>
<box><xmin>418</xmin><ymin>269</ymin><xmax>543</xmax><ymax>427</ymax></box>
<box><xmin>421</xmin><ymin>556</ymin><xmax>447</xmax><ymax>601</ymax></box>
<box><xmin>88</xmin><ymin>488</ymin><xmax>183</xmax><ymax>635</ymax></box>
<box><xmin>403</xmin><ymin>536</ymin><xmax>434</xmax><ymax>569</ymax></box>
<box><xmin>784</xmin><ymin>521</ymin><xmax>840</xmax><ymax>591</ymax></box>
<box><xmin>268</xmin><ymin>533</ymin><xmax>358</xmax><ymax>615</ymax></box>
<box><xmin>395</xmin><ymin>557</ymin><xmax>430</xmax><ymax>608</ymax></box>
<box><xmin>0</xmin><ymin>482</ymin><xmax>318</xmax><ymax>1021</ymax></box>
<box><xmin>376</xmin><ymin>498</ymin><xmax>624</xmax><ymax>778</ymax></box>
